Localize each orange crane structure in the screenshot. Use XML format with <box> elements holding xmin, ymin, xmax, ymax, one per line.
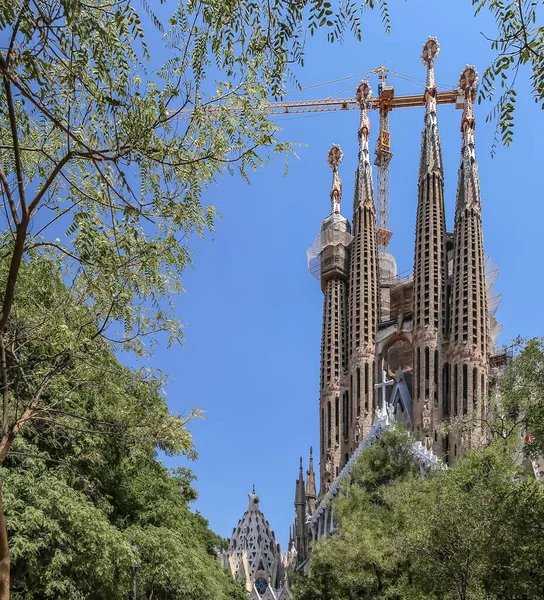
<box><xmin>260</xmin><ymin>64</ymin><xmax>464</xmax><ymax>254</ymax></box>
<box><xmin>173</xmin><ymin>42</ymin><xmax>465</xmax><ymax>254</ymax></box>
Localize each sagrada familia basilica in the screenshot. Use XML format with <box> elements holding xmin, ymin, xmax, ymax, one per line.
<box><xmin>222</xmin><ymin>37</ymin><xmax>506</xmax><ymax>597</ymax></box>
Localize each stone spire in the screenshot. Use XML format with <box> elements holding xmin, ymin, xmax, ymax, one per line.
<box><xmin>227</xmin><ymin>492</ymin><xmax>285</xmax><ymax>593</ymax></box>
<box><xmin>295</xmin><ymin>457</ymin><xmax>305</xmax><ymax>505</ymax></box>
<box><xmin>456</xmin><ymin>66</ymin><xmax>481</xmax><ymax>215</ymax></box>
<box><xmin>448</xmin><ymin>65</ymin><xmax>489</xmax><ymax>455</ymax></box>
<box><xmin>316</xmin><ymin>145</ymin><xmax>351</xmax><ymax>494</ymax></box>
<box><xmin>346</xmin><ymin>79</ymin><xmax>379</xmax><ymax>452</ymax></box>
<box><xmin>354</xmin><ymin>81</ymin><xmax>375</xmax><ymax>210</ymax></box>
<box><xmin>419</xmin><ymin>36</ymin><xmax>443</xmax><ymax>181</ymax></box>
<box><xmin>328</xmin><ymin>144</ymin><xmax>343</xmax><ymax>214</ymax></box>
<box><xmin>412</xmin><ymin>37</ymin><xmax>447</xmax><ymax>453</ymax></box>
<box><xmin>294</xmin><ymin>457</ymin><xmax>307</xmax><ymax>559</ymax></box>
<box><xmin>305</xmin><ymin>447</ymin><xmax>317</xmax><ymax>515</ymax></box>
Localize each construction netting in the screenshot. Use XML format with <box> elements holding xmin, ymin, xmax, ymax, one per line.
<box><xmin>307</xmin><ymin>216</ymin><xmax>352</xmax><ymax>279</ymax></box>
<box><xmin>485</xmin><ymin>255</ymin><xmax>502</xmax><ymax>350</ymax></box>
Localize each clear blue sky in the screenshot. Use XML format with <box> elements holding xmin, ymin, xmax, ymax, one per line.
<box><xmin>147</xmin><ymin>1</ymin><xmax>543</xmax><ymax>551</ymax></box>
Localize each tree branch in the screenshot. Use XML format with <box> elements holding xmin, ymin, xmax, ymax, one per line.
<box><xmin>0</xmin><ymin>165</ymin><xmax>20</xmax><ymax>225</ymax></box>
<box><xmin>0</xmin><ymin>334</ymin><xmax>9</xmax><ymax>436</ymax></box>
<box><xmin>0</xmin><ymin>62</ymin><xmax>27</xmax><ymax>218</ymax></box>
<box><xmin>27</xmin><ymin>151</ymin><xmax>73</xmax><ymax>215</ymax></box>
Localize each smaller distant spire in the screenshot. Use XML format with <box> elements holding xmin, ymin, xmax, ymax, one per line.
<box><xmin>295</xmin><ymin>457</ymin><xmax>305</xmax><ymax>506</ymax></box>
<box><xmin>305</xmin><ymin>446</ymin><xmax>317</xmax><ymax>515</ymax></box>
<box><xmin>252</xmin><ymin>483</ymin><xmax>256</xmax><ymax>494</ymax></box>
<box><xmin>327</xmin><ymin>144</ymin><xmax>344</xmax><ymax>215</ymax></box>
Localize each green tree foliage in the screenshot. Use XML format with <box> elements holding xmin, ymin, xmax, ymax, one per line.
<box><xmin>2</xmin><ymin>257</ymin><xmax>245</xmax><ymax>600</ymax></box>
<box><xmin>294</xmin><ymin>401</ymin><xmax>544</xmax><ymax>600</ymax></box>
<box><xmin>0</xmin><ymin>1</ymin><xmax>389</xmax><ymax>592</ymax></box>
<box><xmin>485</xmin><ymin>337</ymin><xmax>544</xmax><ymax>458</ymax></box>
<box><xmin>474</xmin><ymin>0</ymin><xmax>544</xmax><ymax>151</ymax></box>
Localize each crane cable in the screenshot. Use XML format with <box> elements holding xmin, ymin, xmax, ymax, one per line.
<box><xmin>283</xmin><ymin>68</ymin><xmax>456</xmax><ymax>100</ymax></box>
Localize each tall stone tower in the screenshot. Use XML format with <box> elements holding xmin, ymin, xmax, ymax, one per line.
<box><xmin>412</xmin><ymin>37</ymin><xmax>447</xmax><ymax>451</ymax></box>
<box><xmin>346</xmin><ymin>80</ymin><xmax>379</xmax><ymax>453</ymax></box>
<box><xmin>315</xmin><ymin>145</ymin><xmax>351</xmax><ymax>492</ymax></box>
<box><xmin>447</xmin><ymin>65</ymin><xmax>489</xmax><ymax>454</ymax></box>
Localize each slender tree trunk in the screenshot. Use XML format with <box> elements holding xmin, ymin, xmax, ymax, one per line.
<box><xmin>0</xmin><ymin>479</ymin><xmax>9</xmax><ymax>600</ymax></box>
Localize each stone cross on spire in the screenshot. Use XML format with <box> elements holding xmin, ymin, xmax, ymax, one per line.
<box><xmin>374</xmin><ymin>369</ymin><xmax>394</xmax><ymax>417</ymax></box>
<box><xmin>327</xmin><ymin>144</ymin><xmax>344</xmax><ymax>215</ymax></box>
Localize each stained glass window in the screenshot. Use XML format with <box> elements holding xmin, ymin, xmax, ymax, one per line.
<box><xmin>255</xmin><ymin>578</ymin><xmax>268</xmax><ymax>594</ymax></box>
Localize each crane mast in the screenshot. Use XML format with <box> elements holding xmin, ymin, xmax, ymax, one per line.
<box><xmin>374</xmin><ymin>67</ymin><xmax>394</xmax><ymax>253</ymax></box>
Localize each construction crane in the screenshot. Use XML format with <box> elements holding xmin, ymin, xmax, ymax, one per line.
<box><xmin>171</xmin><ymin>60</ymin><xmax>464</xmax><ymax>253</ymax></box>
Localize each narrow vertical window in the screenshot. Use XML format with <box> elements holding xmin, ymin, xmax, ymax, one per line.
<box><xmin>352</xmin><ymin>375</ymin><xmax>358</xmax><ymax>416</ymax></box>
<box><xmin>416</xmin><ymin>348</ymin><xmax>421</xmax><ymax>400</ymax></box>
<box><xmin>327</xmin><ymin>402</ymin><xmax>331</xmax><ymax>448</ymax></box>
<box><xmin>443</xmin><ymin>363</ymin><xmax>450</xmax><ymax>416</ymax></box>
<box><xmin>434</xmin><ymin>349</ymin><xmax>439</xmax><ymax>406</ymax></box>
<box><xmin>453</xmin><ymin>364</ymin><xmax>458</xmax><ymax>416</ymax></box>
<box><xmin>349</xmin><ymin>389</ymin><xmax>353</xmax><ymax>425</ymax></box>
<box><xmin>481</xmin><ymin>373</ymin><xmax>485</xmax><ymax>419</ymax></box>
<box><xmin>462</xmin><ymin>365</ymin><xmax>468</xmax><ymax>415</ymax></box>
<box><xmin>473</xmin><ymin>367</ymin><xmax>478</xmax><ymax>411</ymax></box>
<box><xmin>424</xmin><ymin>347</ymin><xmax>430</xmax><ymax>399</ymax></box>
<box><xmin>335</xmin><ymin>396</ymin><xmax>339</xmax><ymax>443</ymax></box>
<box><xmin>356</xmin><ymin>368</ymin><xmax>361</xmax><ymax>409</ymax></box>
<box><xmin>364</xmin><ymin>363</ymin><xmax>369</xmax><ymax>411</ymax></box>
<box><xmin>342</xmin><ymin>393</ymin><xmax>348</xmax><ymax>439</ymax></box>
<box><xmin>321</xmin><ymin>408</ymin><xmax>325</xmax><ymax>455</ymax></box>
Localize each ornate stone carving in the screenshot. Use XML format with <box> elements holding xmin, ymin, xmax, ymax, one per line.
<box><xmin>353</xmin><ymin>416</ymin><xmax>361</xmax><ymax>444</ymax></box>
<box><xmin>327</xmin><ymin>144</ymin><xmax>344</xmax><ymax>215</ymax></box>
<box><xmin>422</xmin><ymin>401</ymin><xmax>431</xmax><ymax>433</ymax></box>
